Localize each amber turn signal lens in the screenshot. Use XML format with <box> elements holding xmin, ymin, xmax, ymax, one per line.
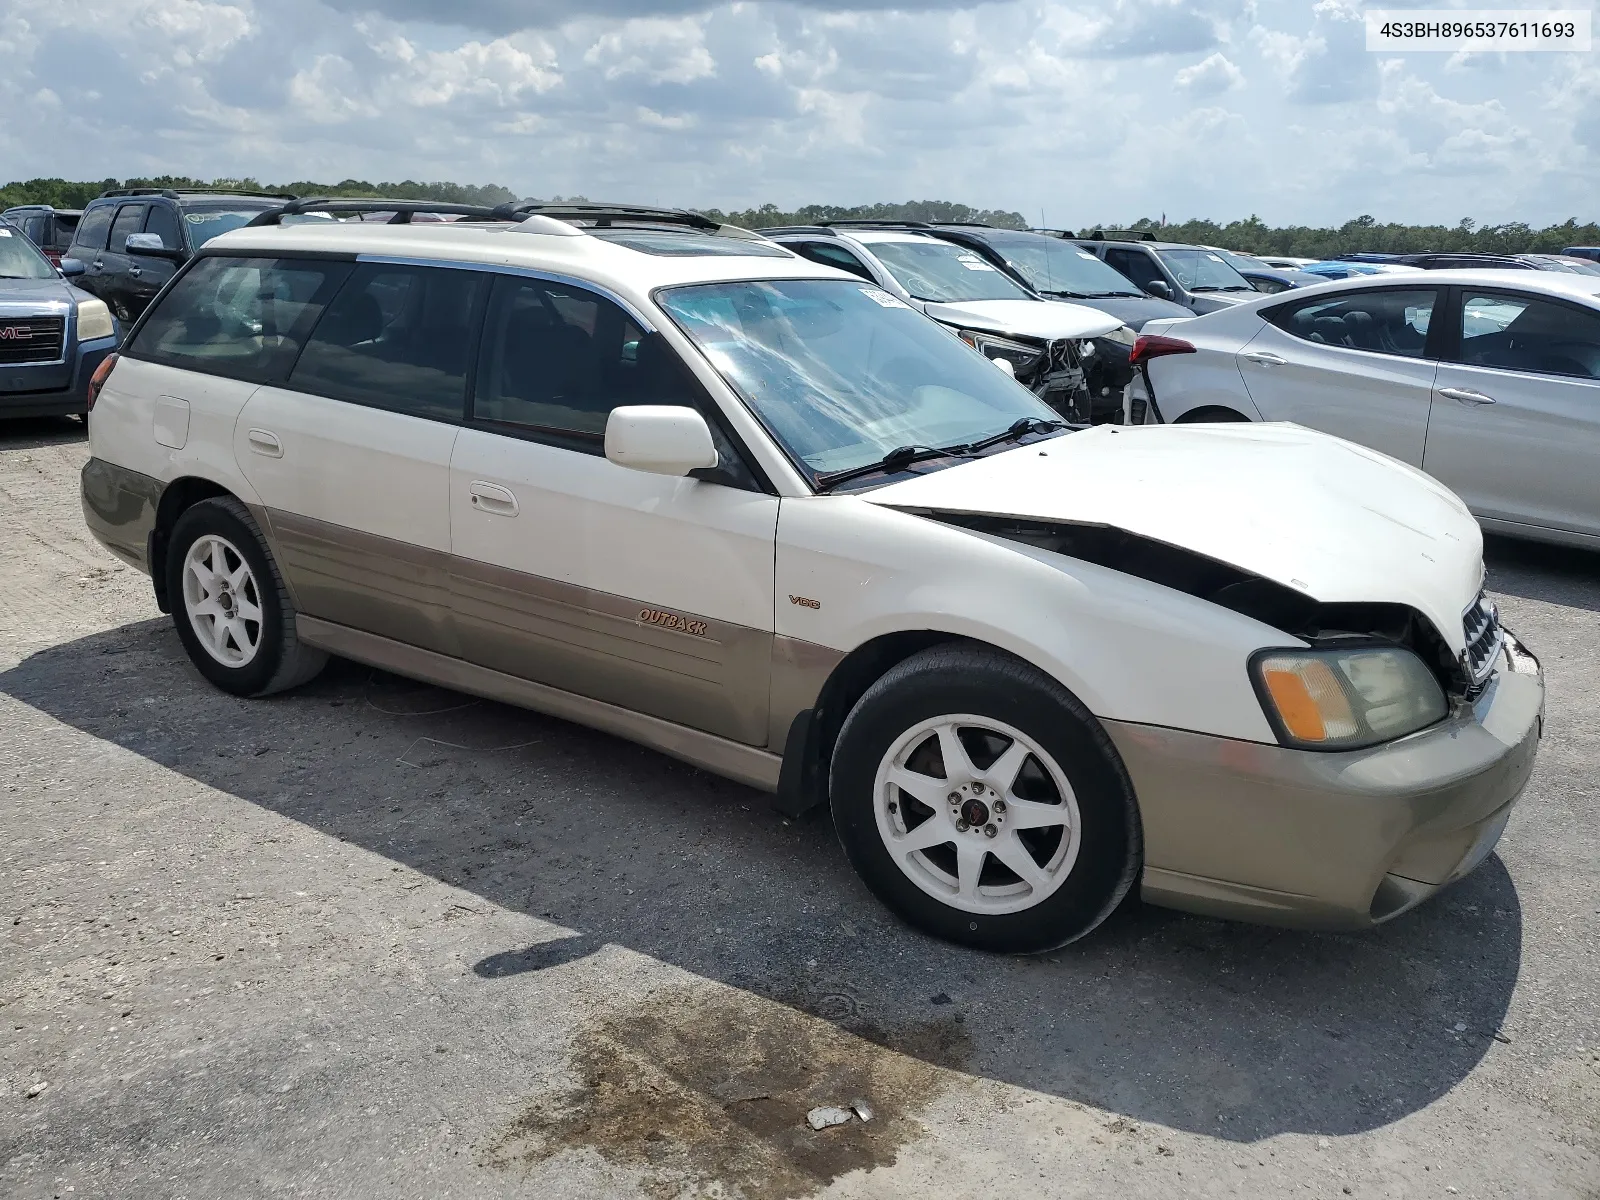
<box><xmin>1258</xmin><ymin>656</ymin><xmax>1357</xmax><ymax>743</ymax></box>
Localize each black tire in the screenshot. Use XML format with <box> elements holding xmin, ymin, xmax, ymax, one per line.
<box><xmin>830</xmin><ymin>643</ymin><xmax>1141</xmax><ymax>953</ymax></box>
<box><xmin>164</xmin><ymin>496</ymin><xmax>326</xmax><ymax>697</ymax></box>
<box><xmin>1175</xmin><ymin>406</ymin><xmax>1249</xmax><ymax>423</ymax></box>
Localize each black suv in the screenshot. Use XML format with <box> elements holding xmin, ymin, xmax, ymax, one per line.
<box><xmin>65</xmin><ymin>188</ymin><xmax>294</xmax><ymax>323</ymax></box>
<box><xmin>0</xmin><ymin>205</ymin><xmax>82</xmax><ymax>267</ymax></box>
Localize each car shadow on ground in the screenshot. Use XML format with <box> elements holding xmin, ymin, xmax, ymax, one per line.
<box><xmin>0</xmin><ymin>415</ymin><xmax>87</xmax><ymax>451</ymax></box>
<box><xmin>1485</xmin><ymin>534</ymin><xmax>1600</xmax><ymax>612</ymax></box>
<box><xmin>0</xmin><ymin>617</ymin><xmax>1523</xmax><ymax>1144</ymax></box>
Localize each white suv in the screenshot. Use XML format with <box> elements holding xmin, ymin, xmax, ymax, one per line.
<box><xmin>81</xmin><ymin>200</ymin><xmax>1543</xmax><ymax>952</ymax></box>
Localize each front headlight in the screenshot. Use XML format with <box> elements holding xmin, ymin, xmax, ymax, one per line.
<box><xmin>957</xmin><ymin>329</ymin><xmax>1045</xmax><ymax>377</ymax></box>
<box><xmin>1252</xmin><ymin>645</ymin><xmax>1448</xmax><ymax>750</ymax></box>
<box><xmin>76</xmin><ymin>297</ymin><xmax>115</xmax><ymax>341</ymax></box>
<box><xmin>1100</xmin><ymin>324</ymin><xmax>1138</xmax><ymax>346</ymax></box>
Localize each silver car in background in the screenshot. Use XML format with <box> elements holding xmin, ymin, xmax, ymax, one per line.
<box><xmin>1123</xmin><ymin>270</ymin><xmax>1600</xmax><ymax>549</ymax></box>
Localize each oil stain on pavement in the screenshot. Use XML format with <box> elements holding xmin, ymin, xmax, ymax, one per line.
<box><xmin>486</xmin><ymin>981</ymin><xmax>973</xmax><ymax>1198</ymax></box>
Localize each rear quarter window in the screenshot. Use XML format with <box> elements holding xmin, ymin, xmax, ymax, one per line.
<box><xmin>127</xmin><ymin>256</ymin><xmax>353</xmax><ymax>384</ymax></box>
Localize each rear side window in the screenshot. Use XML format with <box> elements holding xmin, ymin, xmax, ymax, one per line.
<box><xmin>143</xmin><ymin>206</ymin><xmax>182</xmax><ymax>253</ymax></box>
<box><xmin>289</xmin><ymin>263</ymin><xmax>487</xmax><ymax>422</ymax></box>
<box><xmin>472</xmin><ymin>274</ymin><xmax>700</xmax><ymax>450</ymax></box>
<box><xmin>72</xmin><ymin>206</ymin><xmax>114</xmax><ymax>253</ymax></box>
<box><xmin>108</xmin><ymin>205</ymin><xmax>146</xmax><ymax>254</ymax></box>
<box><xmin>1458</xmin><ymin>292</ymin><xmax>1600</xmax><ymax>379</ymax></box>
<box><xmin>791</xmin><ymin>242</ymin><xmax>875</xmax><ymax>282</ymax></box>
<box><xmin>1268</xmin><ymin>288</ymin><xmax>1438</xmax><ymax>360</ymax></box>
<box><xmin>129</xmin><ymin>256</ymin><xmax>352</xmax><ymax>383</ymax></box>
<box><xmin>49</xmin><ymin>215</ymin><xmax>78</xmax><ymax>251</ymax></box>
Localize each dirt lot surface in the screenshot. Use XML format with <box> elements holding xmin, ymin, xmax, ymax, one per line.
<box><xmin>2</xmin><ymin>418</ymin><xmax>1596</xmax><ymax>1199</ymax></box>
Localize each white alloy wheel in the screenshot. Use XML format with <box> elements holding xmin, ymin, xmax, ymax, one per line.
<box><xmin>872</xmin><ymin>714</ymin><xmax>1082</xmax><ymax>915</ymax></box>
<box><xmin>181</xmin><ymin>534</ymin><xmax>264</xmax><ymax>668</ymax></box>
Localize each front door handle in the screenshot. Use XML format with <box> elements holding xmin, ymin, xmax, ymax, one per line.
<box><xmin>128</xmin><ymin>266</ymin><xmax>141</xmax><ymax>278</ymax></box>
<box><xmin>247</xmin><ymin>428</ymin><xmax>283</xmax><ymax>458</ymax></box>
<box><xmin>1438</xmin><ymin>387</ymin><xmax>1497</xmax><ymax>406</ymax></box>
<box><xmin>469</xmin><ymin>481</ymin><xmax>519</xmax><ymax>516</ymax></box>
<box><xmin>1241</xmin><ymin>350</ymin><xmax>1288</xmax><ymax>366</ymax></box>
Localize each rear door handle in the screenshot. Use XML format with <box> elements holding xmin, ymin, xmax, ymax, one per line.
<box><xmin>469</xmin><ymin>481</ymin><xmax>519</xmax><ymax>516</ymax></box>
<box><xmin>1438</xmin><ymin>387</ymin><xmax>1497</xmax><ymax>406</ymax></box>
<box><xmin>247</xmin><ymin>428</ymin><xmax>283</xmax><ymax>458</ymax></box>
<box><xmin>1241</xmin><ymin>351</ymin><xmax>1288</xmax><ymax>366</ymax></box>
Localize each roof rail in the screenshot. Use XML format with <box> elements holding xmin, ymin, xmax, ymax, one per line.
<box><xmin>246</xmin><ymin>197</ymin><xmax>739</xmax><ymax>233</ymax></box>
<box><xmin>99</xmin><ymin>187</ymin><xmax>297</xmax><ymax>201</ymax></box>
<box><xmin>1029</xmin><ymin>228</ymin><xmax>1079</xmax><ymax>239</ymax></box>
<box><xmin>1081</xmin><ymin>228</ymin><xmax>1157</xmax><ymax>242</ymax></box>
<box><xmin>819</xmin><ymin>219</ymin><xmax>934</xmax><ymax>229</ymax></box>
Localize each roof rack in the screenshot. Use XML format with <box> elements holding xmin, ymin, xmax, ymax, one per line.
<box><xmin>819</xmin><ymin>219</ymin><xmax>933</xmax><ymax>229</ymax></box>
<box><xmin>1030</xmin><ymin>228</ymin><xmax>1079</xmax><ymax>239</ymax></box>
<box><xmin>1080</xmin><ymin>228</ymin><xmax>1157</xmax><ymax>242</ymax></box>
<box><xmin>98</xmin><ymin>187</ymin><xmax>297</xmax><ymax>201</ymax></box>
<box><xmin>246</xmin><ymin>197</ymin><xmax>738</xmax><ymax>233</ymax></box>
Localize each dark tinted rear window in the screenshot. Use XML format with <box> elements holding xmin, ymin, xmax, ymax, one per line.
<box><xmin>289</xmin><ymin>263</ymin><xmax>487</xmax><ymax>421</ymax></box>
<box><xmin>72</xmin><ymin>205</ymin><xmax>114</xmax><ymax>252</ymax></box>
<box><xmin>129</xmin><ymin>256</ymin><xmax>352</xmax><ymax>383</ymax></box>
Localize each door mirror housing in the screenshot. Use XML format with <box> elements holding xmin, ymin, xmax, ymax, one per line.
<box><xmin>124</xmin><ymin>232</ymin><xmax>179</xmax><ymax>258</ymax></box>
<box><xmin>605</xmin><ymin>406</ymin><xmax>719</xmax><ymax>477</ymax></box>
<box><xmin>1143</xmin><ymin>279</ymin><xmax>1173</xmax><ymax>300</ymax></box>
<box><xmin>58</xmin><ymin>257</ymin><xmax>86</xmax><ymax>278</ymax></box>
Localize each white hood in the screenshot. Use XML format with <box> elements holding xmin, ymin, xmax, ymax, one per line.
<box><xmin>922</xmin><ymin>298</ymin><xmax>1122</xmax><ymax>342</ymax></box>
<box><xmin>862</xmin><ymin>422</ymin><xmax>1483</xmax><ymax>653</ymax></box>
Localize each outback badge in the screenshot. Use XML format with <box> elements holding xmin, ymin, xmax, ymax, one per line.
<box><xmin>638</xmin><ymin>607</ymin><xmax>708</xmax><ymax>637</ymax></box>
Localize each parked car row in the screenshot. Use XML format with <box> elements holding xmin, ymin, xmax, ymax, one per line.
<box><xmin>77</xmin><ymin>197</ymin><xmax>1543</xmax><ymax>952</ymax></box>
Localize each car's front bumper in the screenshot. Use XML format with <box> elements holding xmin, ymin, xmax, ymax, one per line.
<box><xmin>1105</xmin><ymin>630</ymin><xmax>1543</xmax><ymax>930</ymax></box>
<box><xmin>0</xmin><ymin>334</ymin><xmax>117</xmax><ymax>418</ymax></box>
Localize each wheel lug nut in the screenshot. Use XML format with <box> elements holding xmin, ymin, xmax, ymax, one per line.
<box><xmin>955</xmin><ymin>820</ymin><xmax>969</xmax><ymax>832</ymax></box>
<box><xmin>992</xmin><ymin>800</ymin><xmax>1007</xmax><ymax>814</ymax></box>
<box><xmin>948</xmin><ymin>793</ymin><xmax>961</xmax><ymax>805</ymax></box>
<box><xmin>983</xmin><ymin>824</ymin><xmax>997</xmax><ymax>838</ymax></box>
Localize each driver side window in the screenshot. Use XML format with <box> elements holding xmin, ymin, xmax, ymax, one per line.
<box><xmin>1269</xmin><ymin>288</ymin><xmax>1439</xmax><ymax>360</ymax></box>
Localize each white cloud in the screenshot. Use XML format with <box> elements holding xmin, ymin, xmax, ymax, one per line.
<box><xmin>1174</xmin><ymin>52</ymin><xmax>1243</xmax><ymax>95</ymax></box>
<box><xmin>584</xmin><ymin>17</ymin><xmax>715</xmax><ymax>84</ymax></box>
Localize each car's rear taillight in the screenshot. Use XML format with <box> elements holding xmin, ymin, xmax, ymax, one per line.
<box><xmin>86</xmin><ymin>353</ymin><xmax>118</xmax><ymax>412</ymax></box>
<box><xmin>1128</xmin><ymin>334</ymin><xmax>1196</xmax><ymax>367</ymax></box>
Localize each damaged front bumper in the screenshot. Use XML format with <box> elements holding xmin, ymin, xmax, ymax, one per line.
<box><xmin>1103</xmin><ymin>629</ymin><xmax>1543</xmax><ymax>930</ymax></box>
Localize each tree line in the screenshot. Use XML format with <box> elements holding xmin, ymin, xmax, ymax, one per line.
<box><xmin>3</xmin><ymin>178</ymin><xmax>1594</xmax><ymax>254</ymax></box>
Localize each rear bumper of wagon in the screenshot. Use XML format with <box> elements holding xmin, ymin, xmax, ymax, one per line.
<box><xmin>1106</xmin><ymin>630</ymin><xmax>1543</xmax><ymax>930</ymax></box>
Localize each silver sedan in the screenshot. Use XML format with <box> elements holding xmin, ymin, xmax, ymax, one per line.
<box><xmin>1124</xmin><ymin>269</ymin><xmax>1600</xmax><ymax>550</ymax></box>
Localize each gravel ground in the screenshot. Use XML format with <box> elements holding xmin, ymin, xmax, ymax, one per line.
<box><xmin>1</xmin><ymin>417</ymin><xmax>1596</xmax><ymax>1200</ymax></box>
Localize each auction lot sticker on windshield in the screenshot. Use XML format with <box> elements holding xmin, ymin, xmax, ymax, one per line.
<box><xmin>1366</xmin><ymin>9</ymin><xmax>1590</xmax><ymax>50</ymax></box>
<box><xmin>958</xmin><ymin>254</ymin><xmax>998</xmax><ymax>271</ymax></box>
<box><xmin>860</xmin><ymin>287</ymin><xmax>909</xmax><ymax>308</ymax></box>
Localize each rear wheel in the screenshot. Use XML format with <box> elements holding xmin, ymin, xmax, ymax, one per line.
<box><xmin>165</xmin><ymin>496</ymin><xmax>326</xmax><ymax>697</ymax></box>
<box><xmin>830</xmin><ymin>644</ymin><xmax>1141</xmax><ymax>953</ymax></box>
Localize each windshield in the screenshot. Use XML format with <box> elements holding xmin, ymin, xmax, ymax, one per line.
<box><xmin>0</xmin><ymin>224</ymin><xmax>55</xmax><ymax>279</ymax></box>
<box><xmin>982</xmin><ymin>234</ymin><xmax>1144</xmax><ymax>297</ymax></box>
<box><xmin>657</xmin><ymin>279</ymin><xmax>1059</xmax><ymax>482</ymax></box>
<box><xmin>864</xmin><ymin>239</ymin><xmax>1033</xmax><ymax>303</ymax></box>
<box><xmin>184</xmin><ymin>207</ymin><xmax>276</xmax><ymax>248</ymax></box>
<box><xmin>1157</xmin><ymin>249</ymin><xmax>1253</xmax><ymax>291</ymax></box>
<box><xmin>1216</xmin><ymin>249</ymin><xmax>1271</xmax><ymax>272</ymax></box>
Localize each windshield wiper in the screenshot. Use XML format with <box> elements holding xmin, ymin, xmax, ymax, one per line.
<box><xmin>1085</xmin><ymin>290</ymin><xmax>1143</xmax><ymax>298</ymax></box>
<box><xmin>1041</xmin><ymin>289</ymin><xmax>1089</xmax><ymax>299</ymax></box>
<box><xmin>964</xmin><ymin>416</ymin><xmax>1065</xmax><ymax>454</ymax></box>
<box><xmin>813</xmin><ymin>444</ymin><xmax>971</xmax><ymax>492</ymax></box>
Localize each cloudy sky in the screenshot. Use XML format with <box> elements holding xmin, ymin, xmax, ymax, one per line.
<box><xmin>1</xmin><ymin>0</ymin><xmax>1596</xmax><ymax>227</ymax></box>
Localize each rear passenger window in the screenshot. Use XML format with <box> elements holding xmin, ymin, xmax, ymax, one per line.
<box><xmin>108</xmin><ymin>205</ymin><xmax>146</xmax><ymax>254</ymax></box>
<box><xmin>129</xmin><ymin>256</ymin><xmax>352</xmax><ymax>383</ymax></box>
<box><xmin>1459</xmin><ymin>292</ymin><xmax>1600</xmax><ymax>379</ymax></box>
<box><xmin>1269</xmin><ymin>288</ymin><xmax>1438</xmax><ymax>359</ymax></box>
<box><xmin>471</xmin><ymin>274</ymin><xmax>700</xmax><ymax>450</ymax></box>
<box><xmin>289</xmin><ymin>263</ymin><xmax>487</xmax><ymax>422</ymax></box>
<box><xmin>72</xmin><ymin>206</ymin><xmax>113</xmax><ymax>253</ymax></box>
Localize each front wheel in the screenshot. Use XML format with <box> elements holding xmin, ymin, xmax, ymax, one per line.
<box><xmin>165</xmin><ymin>496</ymin><xmax>326</xmax><ymax>697</ymax></box>
<box><xmin>830</xmin><ymin>644</ymin><xmax>1141</xmax><ymax>953</ymax></box>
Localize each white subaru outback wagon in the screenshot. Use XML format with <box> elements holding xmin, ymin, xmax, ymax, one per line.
<box><xmin>81</xmin><ymin>200</ymin><xmax>1544</xmax><ymax>953</ymax></box>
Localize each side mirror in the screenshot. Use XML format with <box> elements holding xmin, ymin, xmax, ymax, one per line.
<box><xmin>604</xmin><ymin>406</ymin><xmax>719</xmax><ymax>477</ymax></box>
<box><xmin>125</xmin><ymin>232</ymin><xmax>177</xmax><ymax>257</ymax></box>
<box><xmin>1143</xmin><ymin>280</ymin><xmax>1173</xmax><ymax>300</ymax></box>
<box><xmin>58</xmin><ymin>257</ymin><xmax>86</xmax><ymax>278</ymax></box>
